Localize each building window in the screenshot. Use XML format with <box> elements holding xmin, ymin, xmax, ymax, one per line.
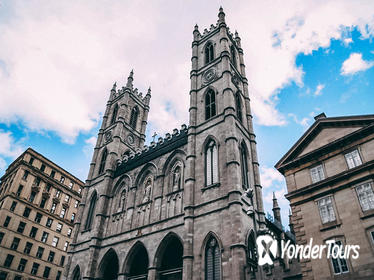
<box><xmin>205</xmin><ymin>42</ymin><xmax>214</xmax><ymax>64</ymax></box>
<box><xmin>22</xmin><ymin>170</ymin><xmax>29</xmax><ymax>180</ymax></box>
<box><xmin>56</xmin><ymin>271</ymin><xmax>62</xmax><ymax>280</ymax></box>
<box><xmin>48</xmin><ymin>251</ymin><xmax>55</xmax><ymax>262</ymax></box>
<box><xmin>68</xmin><ymin>182</ymin><xmax>74</xmax><ymax>189</ymax></box>
<box><xmin>41</xmin><ymin>232</ymin><xmax>49</xmax><ymax>243</ymax></box>
<box><xmin>10</xmin><ymin>237</ymin><xmax>20</xmax><ymax>250</ymax></box>
<box><xmin>71</xmin><ymin>213</ymin><xmax>76</xmax><ymax>223</ymax></box>
<box><xmin>110</xmin><ymin>103</ymin><xmax>119</xmax><ymax>125</ymax></box>
<box><xmin>60</xmin><ymin>207</ymin><xmax>66</xmax><ymax>218</ymax></box>
<box><xmin>29</xmin><ymin>226</ymin><xmax>38</xmax><ymax>238</ymax></box>
<box><xmin>40</xmin><ymin>197</ymin><xmax>47</xmax><ymax>208</ymax></box>
<box><xmin>29</xmin><ymin>157</ymin><xmax>34</xmax><ymax>164</ymax></box>
<box><xmin>74</xmin><ymin>200</ymin><xmax>79</xmax><ymax>208</ymax></box>
<box><xmin>63</xmin><ymin>241</ymin><xmax>69</xmax><ymax>251</ymax></box>
<box><xmin>345</xmin><ymin>149</ymin><xmax>362</xmax><ymax>169</ymax></box>
<box><xmin>60</xmin><ymin>255</ymin><xmax>65</xmax><ymax>266</ymax></box>
<box><xmin>355</xmin><ymin>181</ymin><xmax>374</xmax><ymax>211</ymax></box>
<box><xmin>85</xmin><ymin>191</ymin><xmax>97</xmax><ymax>230</ymax></box>
<box><xmin>205</xmin><ymin>89</ymin><xmax>216</xmax><ymax>120</ymax></box>
<box><xmin>4</xmin><ymin>254</ymin><xmax>14</xmax><ymax>268</ymax></box>
<box><xmin>205</xmin><ymin>140</ymin><xmax>219</xmax><ymax>186</ymax></box>
<box><xmin>50</xmin><ymin>203</ymin><xmax>57</xmax><ymax>214</ymax></box>
<box><xmin>67</xmin><ymin>228</ymin><xmax>72</xmax><ymax>237</ymax></box>
<box><xmin>310</xmin><ymin>164</ymin><xmax>325</xmax><ymax>183</ymax></box>
<box><xmin>240</xmin><ymin>143</ymin><xmax>249</xmax><ymax>190</ymax></box>
<box><xmin>16</xmin><ymin>185</ymin><xmax>23</xmax><ymax>196</ymax></box>
<box><xmin>235</xmin><ymin>92</ymin><xmax>242</xmax><ymax>122</ymax></box>
<box><xmin>60</xmin><ymin>176</ymin><xmax>65</xmax><ymax>184</ymax></box>
<box><xmin>129</xmin><ymin>106</ymin><xmax>139</xmax><ymax>130</ymax></box>
<box><xmin>98</xmin><ymin>149</ymin><xmax>108</xmax><ymax>175</ymax></box>
<box><xmin>17</xmin><ymin>221</ymin><xmax>26</xmax><ymax>233</ymax></box>
<box><xmin>23</xmin><ymin>207</ymin><xmax>31</xmax><ymax>218</ymax></box>
<box><xmin>24</xmin><ymin>242</ymin><xmax>33</xmax><ymax>254</ymax></box>
<box><xmin>43</xmin><ymin>266</ymin><xmax>51</xmax><ymax>278</ymax></box>
<box><xmin>317</xmin><ymin>196</ymin><xmax>336</xmax><ymax>224</ymax></box>
<box><xmin>14</xmin><ymin>275</ymin><xmax>22</xmax><ymax>280</ymax></box>
<box><xmin>78</xmin><ymin>187</ymin><xmax>82</xmax><ymax>195</ymax></box>
<box><xmin>35</xmin><ymin>212</ymin><xmax>42</xmax><ymax>223</ymax></box>
<box><xmin>17</xmin><ymin>258</ymin><xmax>27</xmax><ymax>272</ymax></box>
<box><xmin>34</xmin><ymin>177</ymin><xmax>41</xmax><ymax>186</ymax></box>
<box><xmin>40</xmin><ymin>164</ymin><xmax>46</xmax><ymax>172</ymax></box>
<box><xmin>0</xmin><ymin>232</ymin><xmax>4</xmax><ymax>244</ymax></box>
<box><xmin>50</xmin><ymin>170</ymin><xmax>56</xmax><ymax>179</ymax></box>
<box><xmin>3</xmin><ymin>216</ymin><xmax>11</xmax><ymax>227</ymax></box>
<box><xmin>10</xmin><ymin>201</ymin><xmax>17</xmax><ymax>212</ymax></box>
<box><xmin>31</xmin><ymin>262</ymin><xmax>40</xmax><ymax>275</ymax></box>
<box><xmin>46</xmin><ymin>218</ymin><xmax>53</xmax><ymax>228</ymax></box>
<box><xmin>64</xmin><ymin>194</ymin><xmax>70</xmax><ymax>203</ymax></box>
<box><xmin>55</xmin><ymin>190</ymin><xmax>61</xmax><ymax>198</ymax></box>
<box><xmin>52</xmin><ymin>237</ymin><xmax>59</xmax><ymax>247</ymax></box>
<box><xmin>36</xmin><ymin>247</ymin><xmax>44</xmax><ymax>259</ymax></box>
<box><xmin>56</xmin><ymin>223</ymin><xmax>63</xmax><ymax>232</ymax></box>
<box><xmin>329</xmin><ymin>240</ymin><xmax>349</xmax><ymax>274</ymax></box>
<box><xmin>0</xmin><ymin>272</ymin><xmax>7</xmax><ymax>280</ymax></box>
<box><xmin>230</xmin><ymin>45</ymin><xmax>237</xmax><ymax>68</ymax></box>
<box><xmin>46</xmin><ymin>183</ymin><xmax>52</xmax><ymax>192</ymax></box>
<box><xmin>29</xmin><ymin>191</ymin><xmax>37</xmax><ymax>203</ymax></box>
<box><xmin>205</xmin><ymin>236</ymin><xmax>221</xmax><ymax>280</ymax></box>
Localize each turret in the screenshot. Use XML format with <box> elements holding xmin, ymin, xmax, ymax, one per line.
<box><xmin>272</xmin><ymin>192</ymin><xmax>282</xmax><ymax>224</ymax></box>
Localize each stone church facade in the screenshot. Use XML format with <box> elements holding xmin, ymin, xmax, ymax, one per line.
<box><xmin>65</xmin><ymin>8</ymin><xmax>270</xmax><ymax>280</ymax></box>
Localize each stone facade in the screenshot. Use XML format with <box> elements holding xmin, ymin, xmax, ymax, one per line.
<box><xmin>276</xmin><ymin>113</ymin><xmax>374</xmax><ymax>280</ymax></box>
<box><xmin>0</xmin><ymin>148</ymin><xmax>84</xmax><ymax>280</ymax></box>
<box><xmin>65</xmin><ymin>8</ymin><xmax>300</xmax><ymax>280</ymax></box>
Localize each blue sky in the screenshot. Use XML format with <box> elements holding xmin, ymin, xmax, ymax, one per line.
<box><xmin>0</xmin><ymin>0</ymin><xmax>373</xmax><ymax>227</ymax></box>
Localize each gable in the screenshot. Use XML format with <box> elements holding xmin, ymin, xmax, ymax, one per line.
<box><xmin>298</xmin><ymin>126</ymin><xmax>363</xmax><ymax>157</ymax></box>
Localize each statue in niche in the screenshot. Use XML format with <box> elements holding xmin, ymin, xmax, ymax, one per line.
<box><xmin>172</xmin><ymin>165</ymin><xmax>181</xmax><ymax>191</ymax></box>
<box><xmin>119</xmin><ymin>189</ymin><xmax>126</xmax><ymax>211</ymax></box>
<box><xmin>142</xmin><ymin>178</ymin><xmax>152</xmax><ymax>203</ymax></box>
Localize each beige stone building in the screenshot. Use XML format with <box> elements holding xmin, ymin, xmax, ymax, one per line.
<box><xmin>276</xmin><ymin>113</ymin><xmax>374</xmax><ymax>279</ymax></box>
<box><xmin>0</xmin><ymin>148</ymin><xmax>83</xmax><ymax>280</ymax></box>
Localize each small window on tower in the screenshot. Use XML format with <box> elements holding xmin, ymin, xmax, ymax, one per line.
<box><xmin>110</xmin><ymin>104</ymin><xmax>119</xmax><ymax>125</ymax></box>
<box><xmin>98</xmin><ymin>149</ymin><xmax>108</xmax><ymax>175</ymax></box>
<box><xmin>230</xmin><ymin>45</ymin><xmax>237</xmax><ymax>68</ymax></box>
<box><xmin>129</xmin><ymin>106</ymin><xmax>139</xmax><ymax>130</ymax></box>
<box><xmin>205</xmin><ymin>42</ymin><xmax>214</xmax><ymax>64</ymax></box>
<box><xmin>235</xmin><ymin>92</ymin><xmax>242</xmax><ymax>122</ymax></box>
<box><xmin>205</xmin><ymin>89</ymin><xmax>216</xmax><ymax>120</ymax></box>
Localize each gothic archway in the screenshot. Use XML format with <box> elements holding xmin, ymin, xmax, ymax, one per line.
<box><xmin>125</xmin><ymin>242</ymin><xmax>149</xmax><ymax>280</ymax></box>
<box><xmin>98</xmin><ymin>248</ymin><xmax>119</xmax><ymax>280</ymax></box>
<box><xmin>155</xmin><ymin>233</ymin><xmax>183</xmax><ymax>280</ymax></box>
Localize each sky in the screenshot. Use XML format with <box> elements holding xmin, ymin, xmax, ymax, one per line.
<box><xmin>0</xmin><ymin>0</ymin><xmax>374</xmax><ymax>228</ymax></box>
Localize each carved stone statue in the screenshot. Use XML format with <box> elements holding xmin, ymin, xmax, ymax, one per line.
<box><xmin>119</xmin><ymin>189</ymin><xmax>126</xmax><ymax>211</ymax></box>
<box><xmin>172</xmin><ymin>166</ymin><xmax>181</xmax><ymax>191</ymax></box>
<box><xmin>142</xmin><ymin>178</ymin><xmax>152</xmax><ymax>203</ymax></box>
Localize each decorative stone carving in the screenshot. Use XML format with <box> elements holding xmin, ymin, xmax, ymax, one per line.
<box><xmin>203</xmin><ymin>67</ymin><xmax>217</xmax><ymax>84</ymax></box>
<box><xmin>142</xmin><ymin>177</ymin><xmax>152</xmax><ymax>203</ymax></box>
<box><xmin>105</xmin><ymin>130</ymin><xmax>112</xmax><ymax>143</ymax></box>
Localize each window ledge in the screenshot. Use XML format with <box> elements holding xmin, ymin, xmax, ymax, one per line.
<box><xmin>360</xmin><ymin>208</ymin><xmax>374</xmax><ymax>219</ymax></box>
<box><xmin>319</xmin><ymin>220</ymin><xmax>342</xmax><ymax>232</ymax></box>
<box><xmin>202</xmin><ymin>183</ymin><xmax>220</xmax><ymax>192</ymax></box>
<box><xmin>166</xmin><ymin>188</ymin><xmax>184</xmax><ymax>196</ymax></box>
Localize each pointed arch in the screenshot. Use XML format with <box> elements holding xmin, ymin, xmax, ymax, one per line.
<box><xmin>72</xmin><ymin>265</ymin><xmax>82</xmax><ymax>280</ymax></box>
<box><xmin>110</xmin><ymin>103</ymin><xmax>119</xmax><ymax>125</ymax></box>
<box><xmin>235</xmin><ymin>92</ymin><xmax>242</xmax><ymax>122</ymax></box>
<box><xmin>200</xmin><ymin>232</ymin><xmax>222</xmax><ymax>280</ymax></box>
<box><xmin>205</xmin><ymin>88</ymin><xmax>216</xmax><ymax>120</ymax></box>
<box><xmin>129</xmin><ymin>106</ymin><xmax>139</xmax><ymax>130</ymax></box>
<box><xmin>162</xmin><ymin>149</ymin><xmax>186</xmax><ymax>193</ymax></box>
<box><xmin>240</xmin><ymin>142</ymin><xmax>249</xmax><ymax>190</ymax></box>
<box><xmin>84</xmin><ymin>190</ymin><xmax>97</xmax><ymax>230</ymax></box>
<box><xmin>205</xmin><ymin>139</ymin><xmax>219</xmax><ymax>186</ymax></box>
<box><xmin>205</xmin><ymin>41</ymin><xmax>215</xmax><ymax>64</ymax></box>
<box><xmin>246</xmin><ymin>230</ymin><xmax>257</xmax><ymax>273</ymax></box>
<box><xmin>98</xmin><ymin>148</ymin><xmax>108</xmax><ymax>175</ymax></box>
<box><xmin>98</xmin><ymin>248</ymin><xmax>119</xmax><ymax>280</ymax></box>
<box><xmin>230</xmin><ymin>45</ymin><xmax>237</xmax><ymax>68</ymax></box>
<box><xmin>112</xmin><ymin>175</ymin><xmax>131</xmax><ymax>213</ymax></box>
<box><xmin>154</xmin><ymin>232</ymin><xmax>183</xmax><ymax>279</ymax></box>
<box><xmin>123</xmin><ymin>241</ymin><xmax>149</xmax><ymax>279</ymax></box>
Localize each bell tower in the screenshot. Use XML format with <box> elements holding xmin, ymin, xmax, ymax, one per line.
<box><xmin>183</xmin><ymin>7</ymin><xmax>266</xmax><ymax>279</ymax></box>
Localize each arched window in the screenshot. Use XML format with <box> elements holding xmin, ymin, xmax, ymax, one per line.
<box><xmin>230</xmin><ymin>45</ymin><xmax>237</xmax><ymax>68</ymax></box>
<box><xmin>240</xmin><ymin>143</ymin><xmax>249</xmax><ymax>190</ymax></box>
<box><xmin>72</xmin><ymin>266</ymin><xmax>82</xmax><ymax>280</ymax></box>
<box><xmin>205</xmin><ymin>42</ymin><xmax>214</xmax><ymax>64</ymax></box>
<box><xmin>247</xmin><ymin>232</ymin><xmax>257</xmax><ymax>274</ymax></box>
<box><xmin>129</xmin><ymin>107</ymin><xmax>139</xmax><ymax>130</ymax></box>
<box><xmin>118</xmin><ymin>189</ymin><xmax>127</xmax><ymax>212</ymax></box>
<box><xmin>206</xmin><ymin>140</ymin><xmax>218</xmax><ymax>186</ymax></box>
<box><xmin>205</xmin><ymin>89</ymin><xmax>216</xmax><ymax>120</ymax></box>
<box><xmin>110</xmin><ymin>104</ymin><xmax>119</xmax><ymax>125</ymax></box>
<box><xmin>235</xmin><ymin>93</ymin><xmax>242</xmax><ymax>122</ymax></box>
<box><xmin>205</xmin><ymin>236</ymin><xmax>221</xmax><ymax>280</ymax></box>
<box><xmin>98</xmin><ymin>149</ymin><xmax>107</xmax><ymax>175</ymax></box>
<box><xmin>84</xmin><ymin>191</ymin><xmax>97</xmax><ymax>230</ymax></box>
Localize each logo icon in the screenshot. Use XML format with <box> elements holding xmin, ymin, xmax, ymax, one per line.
<box><xmin>256</xmin><ymin>235</ymin><xmax>278</xmax><ymax>266</ymax></box>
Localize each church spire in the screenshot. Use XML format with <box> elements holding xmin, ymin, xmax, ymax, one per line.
<box><xmin>272</xmin><ymin>192</ymin><xmax>282</xmax><ymax>224</ymax></box>
<box><xmin>218</xmin><ymin>6</ymin><xmax>225</xmax><ymax>24</ymax></box>
<box><xmin>126</xmin><ymin>69</ymin><xmax>134</xmax><ymax>89</ymax></box>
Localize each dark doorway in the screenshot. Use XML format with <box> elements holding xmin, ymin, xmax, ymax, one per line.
<box><xmin>157</xmin><ymin>235</ymin><xmax>183</xmax><ymax>280</ymax></box>
<box><xmin>99</xmin><ymin>249</ymin><xmax>119</xmax><ymax>280</ymax></box>
<box><xmin>128</xmin><ymin>244</ymin><xmax>149</xmax><ymax>280</ymax></box>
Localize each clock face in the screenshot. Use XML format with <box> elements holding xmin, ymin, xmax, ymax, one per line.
<box><xmin>203</xmin><ymin>68</ymin><xmax>217</xmax><ymax>83</ymax></box>
<box><xmin>127</xmin><ymin>134</ymin><xmax>134</xmax><ymax>145</ymax></box>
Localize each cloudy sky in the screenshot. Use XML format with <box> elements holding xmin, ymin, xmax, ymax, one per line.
<box><xmin>1</xmin><ymin>0</ymin><xmax>374</xmax><ymax>226</ymax></box>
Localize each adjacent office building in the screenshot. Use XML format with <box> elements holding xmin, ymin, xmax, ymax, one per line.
<box><xmin>0</xmin><ymin>148</ymin><xmax>83</xmax><ymax>280</ymax></box>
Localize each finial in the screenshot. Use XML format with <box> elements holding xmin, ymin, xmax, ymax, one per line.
<box><xmin>272</xmin><ymin>192</ymin><xmax>279</xmax><ymax>209</ymax></box>
<box><xmin>272</xmin><ymin>191</ymin><xmax>276</xmax><ymax>199</ymax></box>
<box><xmin>219</xmin><ymin>6</ymin><xmax>223</xmax><ymax>13</ymax></box>
<box><xmin>235</xmin><ymin>30</ymin><xmax>239</xmax><ymax>37</ymax></box>
<box><xmin>111</xmin><ymin>82</ymin><xmax>117</xmax><ymax>92</ymax></box>
<box><xmin>194</xmin><ymin>24</ymin><xmax>199</xmax><ymax>31</ymax></box>
<box><xmin>218</xmin><ymin>6</ymin><xmax>226</xmax><ymax>24</ymax></box>
<box><xmin>126</xmin><ymin>69</ymin><xmax>134</xmax><ymax>88</ymax></box>
<box><xmin>147</xmin><ymin>86</ymin><xmax>151</xmax><ymax>95</ymax></box>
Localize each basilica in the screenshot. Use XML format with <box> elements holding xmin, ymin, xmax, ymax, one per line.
<box><xmin>64</xmin><ymin>8</ymin><xmax>299</xmax><ymax>280</ymax></box>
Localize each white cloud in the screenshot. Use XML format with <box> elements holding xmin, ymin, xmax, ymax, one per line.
<box><xmin>314</xmin><ymin>84</ymin><xmax>325</xmax><ymax>96</ymax></box>
<box><xmin>0</xmin><ymin>157</ymin><xmax>6</xmax><ymax>172</ymax></box>
<box><xmin>83</xmin><ymin>136</ymin><xmax>97</xmax><ymax>157</ymax></box>
<box><xmin>0</xmin><ymin>130</ymin><xmax>24</xmax><ymax>158</ymax></box>
<box><xmin>341</xmin><ymin>52</ymin><xmax>374</xmax><ymax>75</ymax></box>
<box><xmin>343</xmin><ymin>38</ymin><xmax>353</xmax><ymax>45</ymax></box>
<box><xmin>288</xmin><ymin>113</ymin><xmax>311</xmax><ymax>128</ymax></box>
<box><xmin>0</xmin><ymin>1</ymin><xmax>374</xmax><ymax>141</ymax></box>
<box><xmin>260</xmin><ymin>166</ymin><xmax>284</xmax><ymax>189</ymax></box>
